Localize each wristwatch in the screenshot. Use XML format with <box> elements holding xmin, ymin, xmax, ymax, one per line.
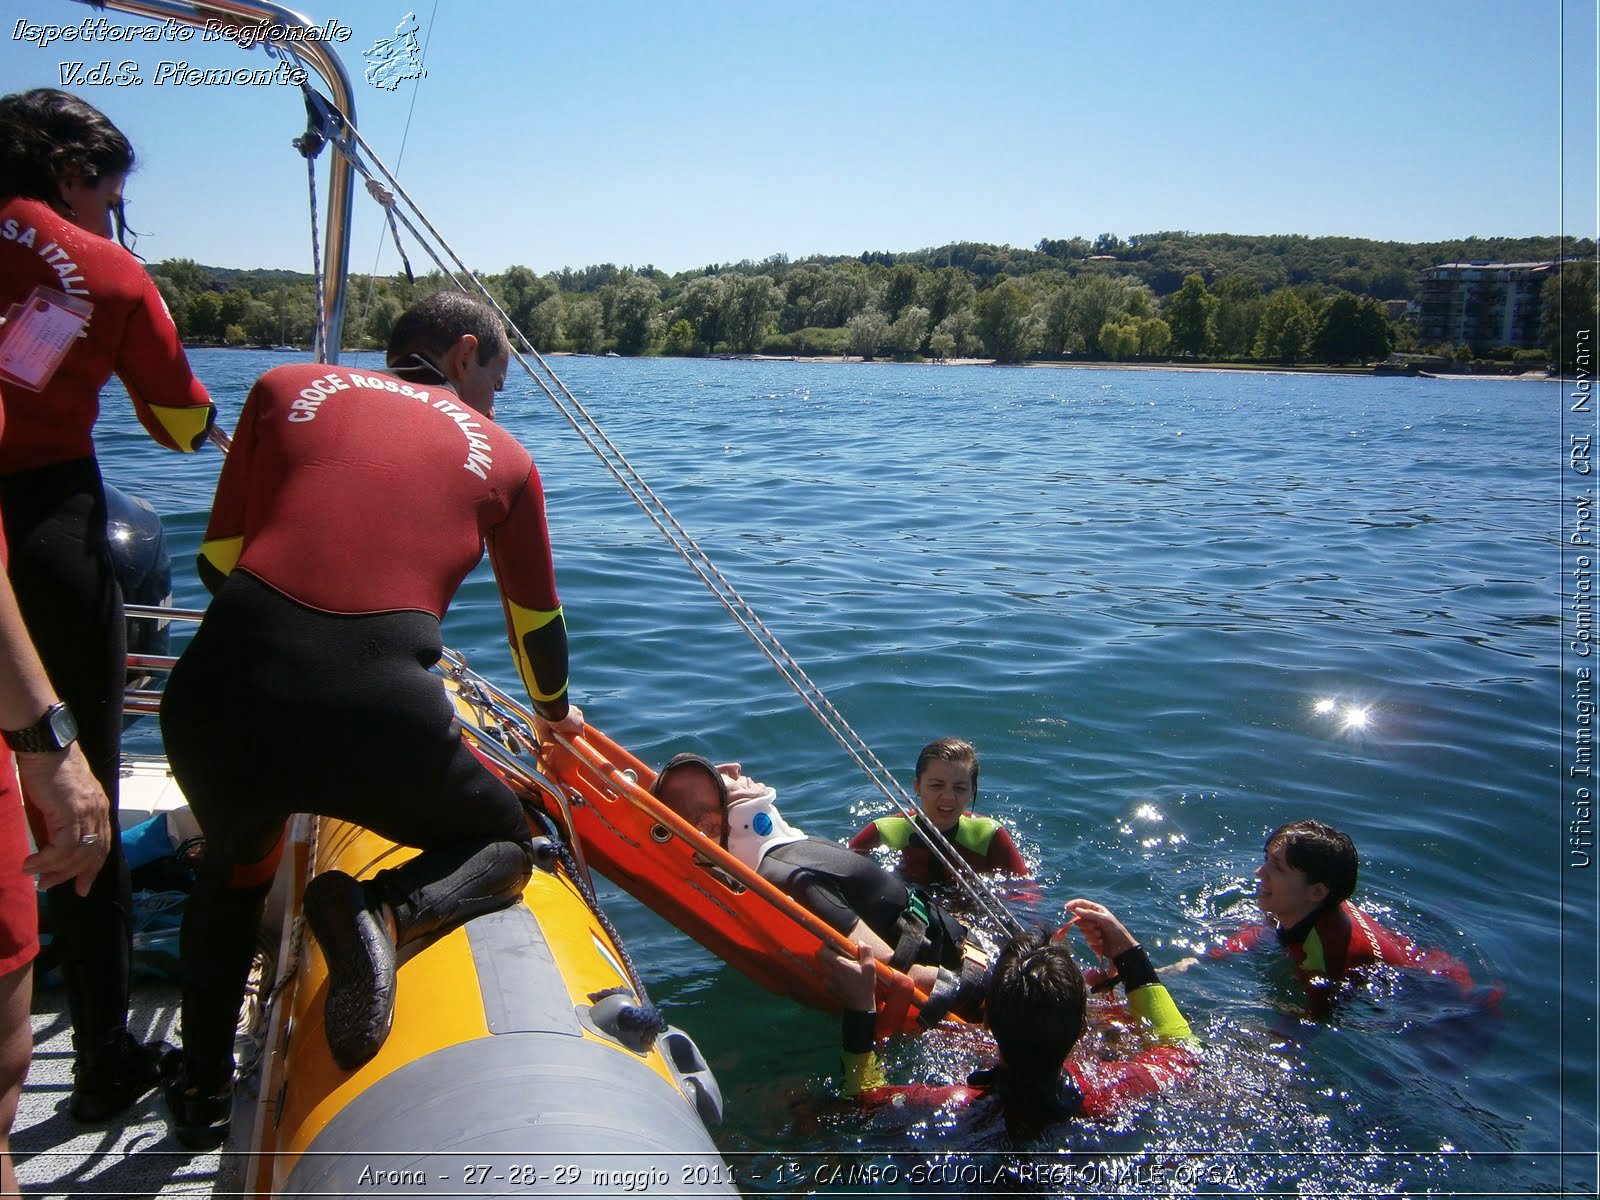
<box><xmin>2</xmin><ymin>701</ymin><xmax>79</xmax><ymax>754</ymax></box>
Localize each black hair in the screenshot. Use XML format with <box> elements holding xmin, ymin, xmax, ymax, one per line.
<box><xmin>0</xmin><ymin>89</ymin><xmax>135</xmax><ymax>243</ymax></box>
<box><xmin>1266</xmin><ymin>819</ymin><xmax>1358</xmax><ymax>906</ymax></box>
<box><xmin>984</xmin><ymin>927</ymin><xmax>1087</xmax><ymax>1086</ymax></box>
<box><xmin>386</xmin><ymin>291</ymin><xmax>509</xmax><ymax>372</ymax></box>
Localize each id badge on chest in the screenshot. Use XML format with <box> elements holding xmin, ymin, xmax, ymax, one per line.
<box><xmin>0</xmin><ymin>286</ymin><xmax>93</xmax><ymax>392</ymax></box>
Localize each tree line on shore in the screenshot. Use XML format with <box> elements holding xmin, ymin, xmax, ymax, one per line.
<box><xmin>148</xmin><ymin>230</ymin><xmax>1598</xmax><ymax>373</ymax></box>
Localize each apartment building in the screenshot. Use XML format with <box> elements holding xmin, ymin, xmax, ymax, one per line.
<box><xmin>1415</xmin><ymin>260</ymin><xmax>1555</xmax><ymax>349</ymax></box>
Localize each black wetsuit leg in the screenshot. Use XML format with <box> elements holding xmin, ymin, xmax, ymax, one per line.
<box><xmin>761</xmin><ymin>837</ymin><xmax>966</xmax><ymax>968</ymax></box>
<box><xmin>161</xmin><ymin>571</ymin><xmax>533</xmax><ymax>1087</ymax></box>
<box><xmin>0</xmin><ymin>458</ymin><xmax>133</xmax><ymax>1054</ymax></box>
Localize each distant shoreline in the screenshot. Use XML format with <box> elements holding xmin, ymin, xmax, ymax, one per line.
<box><xmin>192</xmin><ymin>344</ymin><xmax>1555</xmax><ymax>382</ymax></box>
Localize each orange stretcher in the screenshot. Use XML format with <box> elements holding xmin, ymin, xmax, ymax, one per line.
<box><xmin>442</xmin><ymin>663</ymin><xmax>939</xmax><ymax>1035</ymax></box>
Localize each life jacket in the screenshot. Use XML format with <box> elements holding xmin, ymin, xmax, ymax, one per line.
<box><xmin>872</xmin><ymin>813</ymin><xmax>1001</xmax><ymax>857</ymax></box>
<box><xmin>723</xmin><ymin>786</ymin><xmax>808</xmax><ymax>871</ymax></box>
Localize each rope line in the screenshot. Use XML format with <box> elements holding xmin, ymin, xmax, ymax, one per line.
<box><xmin>292</xmin><ymin>92</ymin><xmax>1023</xmax><ymax>943</ymax></box>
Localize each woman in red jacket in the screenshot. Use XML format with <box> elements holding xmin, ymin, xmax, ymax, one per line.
<box><xmin>0</xmin><ymin>88</ymin><xmax>213</xmax><ymax>1122</ymax></box>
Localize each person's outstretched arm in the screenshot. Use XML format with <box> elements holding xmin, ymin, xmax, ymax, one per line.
<box><xmin>486</xmin><ymin>464</ymin><xmax>582</xmax><ymax>736</ymax></box>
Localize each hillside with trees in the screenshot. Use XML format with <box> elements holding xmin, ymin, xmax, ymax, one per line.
<box><xmin>148</xmin><ymin>230</ymin><xmax>1597</xmax><ymax>373</ymax></box>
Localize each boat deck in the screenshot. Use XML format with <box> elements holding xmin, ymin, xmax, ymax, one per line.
<box><xmin>15</xmin><ymin>981</ymin><xmax>246</xmax><ymax>1198</ymax></box>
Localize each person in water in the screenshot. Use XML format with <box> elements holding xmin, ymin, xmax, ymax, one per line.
<box><xmin>651</xmin><ymin>754</ymin><xmax>983</xmax><ymax>1012</ymax></box>
<box><xmin>1168</xmin><ymin>819</ymin><xmax>1483</xmax><ymax>1015</ymax></box>
<box><xmin>820</xmin><ymin>898</ymin><xmax>1199</xmax><ymax>1130</ymax></box>
<box><xmin>0</xmin><ymin>87</ymin><xmax>214</xmax><ymax>1122</ymax></box>
<box><xmin>160</xmin><ymin>291</ymin><xmax>584</xmax><ymax>1148</ymax></box>
<box><xmin>849</xmin><ymin>738</ymin><xmax>1028</xmax><ymax>885</ymax></box>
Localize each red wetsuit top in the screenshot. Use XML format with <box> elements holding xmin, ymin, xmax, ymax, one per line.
<box><xmin>856</xmin><ymin>1041</ymin><xmax>1200</xmax><ymax>1124</ymax></box>
<box><xmin>0</xmin><ymin>395</ymin><xmax>40</xmax><ymax>975</ymax></box>
<box><xmin>199</xmin><ymin>362</ymin><xmax>570</xmax><ymax>717</ymax></box>
<box><xmin>1210</xmin><ymin>901</ymin><xmax>1476</xmax><ymax>994</ymax></box>
<box><xmin>842</xmin><ymin>946</ymin><xmax>1199</xmax><ymax>1124</ymax></box>
<box><xmin>849</xmin><ymin>813</ymin><xmax>1029</xmax><ymax>885</ymax></box>
<box><xmin>0</xmin><ymin>197</ymin><xmax>213</xmax><ymax>473</ymax></box>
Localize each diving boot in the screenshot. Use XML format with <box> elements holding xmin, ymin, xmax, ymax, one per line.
<box><xmin>160</xmin><ymin>1050</ymin><xmax>233</xmax><ymax>1150</ymax></box>
<box><xmin>303</xmin><ymin>869</ymin><xmax>396</xmax><ymax>1071</ymax></box>
<box><xmin>69</xmin><ymin>1031</ymin><xmax>174</xmax><ymax>1122</ymax></box>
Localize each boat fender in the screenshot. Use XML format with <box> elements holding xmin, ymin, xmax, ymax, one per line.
<box><xmin>105</xmin><ymin>484</ymin><xmax>172</xmax><ymax>661</ymax></box>
<box><xmin>659</xmin><ymin>1026</ymin><xmax>725</xmax><ymax>1126</ymax></box>
<box><xmin>585</xmin><ymin>986</ymin><xmax>665</xmax><ymax>1055</ymax></box>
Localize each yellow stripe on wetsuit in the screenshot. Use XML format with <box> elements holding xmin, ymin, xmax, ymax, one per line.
<box><xmin>506</xmin><ymin>599</ymin><xmax>569</xmax><ymax>708</ymax></box>
<box><xmin>148</xmin><ymin>401</ymin><xmax>215</xmax><ymax>451</ymax></box>
<box><xmin>198</xmin><ymin>534</ymin><xmax>243</xmax><ymax>581</ymax></box>
<box><xmin>1127</xmin><ymin>983</ymin><xmax>1195</xmax><ymax>1045</ymax></box>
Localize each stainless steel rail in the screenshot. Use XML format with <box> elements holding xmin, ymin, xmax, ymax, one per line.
<box><xmin>67</xmin><ymin>0</ymin><xmax>357</xmax><ymax>360</ymax></box>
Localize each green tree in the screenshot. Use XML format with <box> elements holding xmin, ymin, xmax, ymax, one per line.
<box><xmin>154</xmin><ymin>277</ymin><xmax>190</xmax><ymax>338</ymax></box>
<box><xmin>187</xmin><ymin>291</ymin><xmax>223</xmax><ymax>342</ymax></box>
<box><xmin>882</xmin><ymin>263</ymin><xmax>921</xmax><ymax>321</ymax></box>
<box><xmin>1099</xmin><ymin>321</ymin><xmax>1139</xmax><ymax>360</ymax></box>
<box><xmin>1136</xmin><ymin>316</ymin><xmax>1171</xmax><ymax>358</ymax></box>
<box><xmin>1543</xmin><ymin>259</ymin><xmax>1599</xmax><ymax>374</ymax></box>
<box><xmin>527</xmin><ymin>294</ymin><xmax>564</xmax><ymax>352</ymax></box>
<box><xmin>1254</xmin><ymin>289</ymin><xmax>1315</xmax><ymax>364</ymax></box>
<box><xmin>1212</xmin><ymin>274</ymin><xmax>1264</xmax><ymax>358</ymax></box>
<box><xmin>934</xmin><ymin>309</ymin><xmax>981</xmax><ymax>357</ymax></box>
<box><xmin>565</xmin><ymin>297</ymin><xmax>604</xmax><ymax>354</ymax></box>
<box><xmin>609</xmin><ymin>274</ymin><xmax>661</xmax><ymax>355</ymax></box>
<box><xmin>976</xmin><ymin>279</ymin><xmax>1038</xmax><ymax>363</ymax></box>
<box><xmin>153</xmin><ymin>257</ymin><xmax>210</xmax><ymax>292</ymax></box>
<box><xmin>363</xmin><ymin>292</ymin><xmax>405</xmax><ymax>348</ymax></box>
<box><xmin>1164</xmin><ymin>274</ymin><xmax>1216</xmax><ymax>357</ymax></box>
<box><xmin>721</xmin><ymin>274</ymin><xmax>781</xmax><ymax>352</ymax></box>
<box><xmin>662</xmin><ymin>319</ymin><xmax>696</xmax><ymax>356</ymax></box>
<box><xmin>923</xmin><ymin>266</ymin><xmax>975</xmax><ymax>331</ymax></box>
<box><xmin>674</xmin><ymin>276</ymin><xmax>727</xmax><ymax>352</ymax></box>
<box><xmin>496</xmin><ymin>265</ymin><xmax>558</xmax><ymax>336</ymax></box>
<box><xmin>814</xmin><ymin>262</ymin><xmax>875</xmax><ymax>327</ymax></box>
<box><xmin>1037</xmin><ymin>280</ymin><xmax>1077</xmax><ymax>356</ymax></box>
<box><xmin>778</xmin><ymin>264</ymin><xmax>828</xmax><ymax>333</ymax></box>
<box><xmin>1312</xmin><ymin>292</ymin><xmax>1393</xmax><ymax>364</ymax></box>
<box><xmin>1069</xmin><ymin>273</ymin><xmax>1138</xmax><ymax>356</ymax></box>
<box><xmin>846</xmin><ymin>310</ymin><xmax>887</xmax><ymax>358</ymax></box>
<box><xmin>927</xmin><ymin>330</ymin><xmax>956</xmax><ymax>360</ymax></box>
<box><xmin>886</xmin><ymin>305</ymin><xmax>930</xmax><ymax>356</ymax></box>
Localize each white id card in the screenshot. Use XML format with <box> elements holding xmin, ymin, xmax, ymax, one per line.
<box><xmin>0</xmin><ymin>287</ymin><xmax>93</xmax><ymax>392</ymax></box>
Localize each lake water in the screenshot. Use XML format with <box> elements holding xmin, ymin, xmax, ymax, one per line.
<box><xmin>102</xmin><ymin>350</ymin><xmax>1591</xmax><ymax>1197</ymax></box>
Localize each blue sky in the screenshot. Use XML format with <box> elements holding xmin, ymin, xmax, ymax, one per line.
<box><xmin>3</xmin><ymin>0</ymin><xmax>1595</xmax><ymax>275</ymax></box>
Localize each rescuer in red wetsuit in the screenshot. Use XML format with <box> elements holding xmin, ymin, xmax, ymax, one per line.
<box><xmin>848</xmin><ymin>739</ymin><xmax>1028</xmax><ymax>885</ymax></box>
<box><xmin>159</xmin><ymin>292</ymin><xmax>584</xmax><ymax>1148</ymax></box>
<box><xmin>0</xmin><ymin>390</ymin><xmax>115</xmax><ymax>1191</ymax></box>
<box><xmin>0</xmin><ymin>88</ymin><xmax>214</xmax><ymax>1122</ymax></box>
<box><xmin>1168</xmin><ymin>819</ymin><xmax>1487</xmax><ymax>1018</ymax></box>
<box><xmin>820</xmin><ymin>898</ymin><xmax>1199</xmax><ymax>1136</ymax></box>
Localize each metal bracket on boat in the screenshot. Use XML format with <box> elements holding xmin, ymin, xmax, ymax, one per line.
<box><xmin>659</xmin><ymin>1027</ymin><xmax>725</xmax><ymax>1127</ymax></box>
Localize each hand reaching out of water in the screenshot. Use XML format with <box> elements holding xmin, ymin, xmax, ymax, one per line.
<box><xmin>1064</xmin><ymin>898</ymin><xmax>1138</xmax><ymax>959</ymax></box>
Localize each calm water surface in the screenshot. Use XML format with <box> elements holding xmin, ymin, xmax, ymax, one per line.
<box><xmin>104</xmin><ymin>351</ymin><xmax>1587</xmax><ymax>1197</ymax></box>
